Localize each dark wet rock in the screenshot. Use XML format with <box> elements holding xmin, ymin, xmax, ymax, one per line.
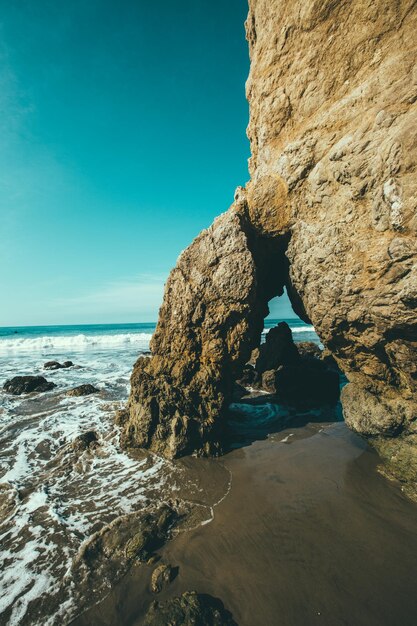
<box><xmin>275</xmin><ymin>364</ymin><xmax>340</xmax><ymax>409</ymax></box>
<box><xmin>44</xmin><ymin>360</ymin><xmax>74</xmax><ymax>370</ymax></box>
<box><xmin>255</xmin><ymin>322</ymin><xmax>300</xmax><ymax>374</ymax></box>
<box><xmin>150</xmin><ymin>563</ymin><xmax>175</xmax><ymax>594</ymax></box>
<box><xmin>66</xmin><ymin>384</ymin><xmax>99</xmax><ymax>397</ymax></box>
<box><xmin>296</xmin><ymin>341</ymin><xmax>322</xmax><ymax>360</ymax></box>
<box><xmin>3</xmin><ymin>376</ymin><xmax>56</xmax><ymax>395</ymax></box>
<box><xmin>72</xmin><ymin>431</ymin><xmax>99</xmax><ymax>453</ymax></box>
<box><xmin>143</xmin><ymin>591</ymin><xmax>237</xmax><ymax>626</ymax></box>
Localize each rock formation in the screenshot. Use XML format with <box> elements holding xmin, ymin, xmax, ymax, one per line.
<box><xmin>121</xmin><ymin>0</ymin><xmax>417</xmax><ymax>490</ymax></box>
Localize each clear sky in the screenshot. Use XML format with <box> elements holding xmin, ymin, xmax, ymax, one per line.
<box><xmin>0</xmin><ymin>0</ymin><xmax>295</xmax><ymax>326</ymax></box>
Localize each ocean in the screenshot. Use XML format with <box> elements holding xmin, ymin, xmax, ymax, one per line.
<box><xmin>0</xmin><ymin>319</ymin><xmax>318</xmax><ymax>625</ymax></box>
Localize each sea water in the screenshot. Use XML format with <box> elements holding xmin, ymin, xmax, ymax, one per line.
<box><xmin>0</xmin><ymin>320</ymin><xmax>318</xmax><ymax>625</ymax></box>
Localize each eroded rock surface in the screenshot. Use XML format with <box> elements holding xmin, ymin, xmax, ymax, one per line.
<box><xmin>123</xmin><ymin>0</ymin><xmax>417</xmax><ymax>489</ymax></box>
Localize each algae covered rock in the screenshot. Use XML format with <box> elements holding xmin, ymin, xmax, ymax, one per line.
<box><xmin>143</xmin><ymin>591</ymin><xmax>237</xmax><ymax>626</ymax></box>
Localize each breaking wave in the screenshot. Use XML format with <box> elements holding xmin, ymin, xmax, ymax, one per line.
<box><xmin>264</xmin><ymin>325</ymin><xmax>314</xmax><ymax>334</ymax></box>
<box><xmin>0</xmin><ymin>333</ymin><xmax>153</xmax><ymax>353</ymax></box>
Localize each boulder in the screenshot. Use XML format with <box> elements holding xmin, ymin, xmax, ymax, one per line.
<box><xmin>255</xmin><ymin>322</ymin><xmax>300</xmax><ymax>374</ymax></box>
<box><xmin>143</xmin><ymin>591</ymin><xmax>237</xmax><ymax>626</ymax></box>
<box><xmin>66</xmin><ymin>384</ymin><xmax>99</xmax><ymax>397</ymax></box>
<box><xmin>3</xmin><ymin>376</ymin><xmax>56</xmax><ymax>395</ymax></box>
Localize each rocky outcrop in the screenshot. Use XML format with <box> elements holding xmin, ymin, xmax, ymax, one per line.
<box><xmin>122</xmin><ymin>0</ymin><xmax>417</xmax><ymax>487</ymax></box>
<box><xmin>119</xmin><ymin>209</ymin><xmax>289</xmax><ymax>457</ymax></box>
<box><xmin>3</xmin><ymin>376</ymin><xmax>56</xmax><ymax>394</ymax></box>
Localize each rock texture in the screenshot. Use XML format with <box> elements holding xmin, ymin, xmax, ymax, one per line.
<box><xmin>122</xmin><ymin>0</ymin><xmax>417</xmax><ymax>488</ymax></box>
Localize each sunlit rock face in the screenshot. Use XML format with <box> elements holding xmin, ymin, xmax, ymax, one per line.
<box><xmin>122</xmin><ymin>0</ymin><xmax>417</xmax><ymax>482</ymax></box>
<box><xmin>245</xmin><ymin>0</ymin><xmax>417</xmax><ymax>490</ymax></box>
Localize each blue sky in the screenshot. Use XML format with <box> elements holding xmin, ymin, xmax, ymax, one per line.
<box><xmin>0</xmin><ymin>0</ymin><xmax>295</xmax><ymax>326</ymax></box>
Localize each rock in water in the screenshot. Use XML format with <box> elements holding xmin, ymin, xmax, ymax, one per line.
<box><xmin>143</xmin><ymin>591</ymin><xmax>237</xmax><ymax>626</ymax></box>
<box><xmin>66</xmin><ymin>384</ymin><xmax>99</xmax><ymax>397</ymax></box>
<box><xmin>3</xmin><ymin>376</ymin><xmax>56</xmax><ymax>395</ymax></box>
<box><xmin>122</xmin><ymin>0</ymin><xmax>417</xmax><ymax>493</ymax></box>
<box><xmin>44</xmin><ymin>360</ymin><xmax>74</xmax><ymax>370</ymax></box>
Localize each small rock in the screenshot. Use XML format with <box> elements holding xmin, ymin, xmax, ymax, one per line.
<box><xmin>44</xmin><ymin>360</ymin><xmax>74</xmax><ymax>370</ymax></box>
<box><xmin>150</xmin><ymin>563</ymin><xmax>174</xmax><ymax>593</ymax></box>
<box><xmin>72</xmin><ymin>431</ymin><xmax>99</xmax><ymax>453</ymax></box>
<box><xmin>143</xmin><ymin>591</ymin><xmax>237</xmax><ymax>626</ymax></box>
<box><xmin>3</xmin><ymin>376</ymin><xmax>56</xmax><ymax>395</ymax></box>
<box><xmin>66</xmin><ymin>384</ymin><xmax>99</xmax><ymax>397</ymax></box>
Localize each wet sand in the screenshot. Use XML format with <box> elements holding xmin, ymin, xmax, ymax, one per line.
<box><xmin>73</xmin><ymin>420</ymin><xmax>417</xmax><ymax>626</ymax></box>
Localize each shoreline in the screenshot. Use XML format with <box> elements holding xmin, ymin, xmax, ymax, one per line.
<box><xmin>73</xmin><ymin>420</ymin><xmax>417</xmax><ymax>626</ymax></box>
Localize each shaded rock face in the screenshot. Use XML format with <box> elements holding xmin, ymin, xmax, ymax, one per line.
<box><xmin>123</xmin><ymin>0</ymin><xmax>417</xmax><ymax>479</ymax></box>
<box><xmin>241</xmin><ymin>322</ymin><xmax>340</xmax><ymax>408</ymax></box>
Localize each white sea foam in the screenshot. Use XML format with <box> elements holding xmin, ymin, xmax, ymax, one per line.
<box><xmin>263</xmin><ymin>325</ymin><xmax>314</xmax><ymax>334</ymax></box>
<box><xmin>0</xmin><ymin>332</ymin><xmax>152</xmax><ymax>353</ymax></box>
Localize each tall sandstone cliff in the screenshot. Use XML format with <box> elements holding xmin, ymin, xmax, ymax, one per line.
<box><xmin>120</xmin><ymin>0</ymin><xmax>417</xmax><ymax>492</ymax></box>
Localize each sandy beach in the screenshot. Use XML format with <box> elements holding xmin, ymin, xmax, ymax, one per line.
<box><xmin>73</xmin><ymin>416</ymin><xmax>417</xmax><ymax>626</ymax></box>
